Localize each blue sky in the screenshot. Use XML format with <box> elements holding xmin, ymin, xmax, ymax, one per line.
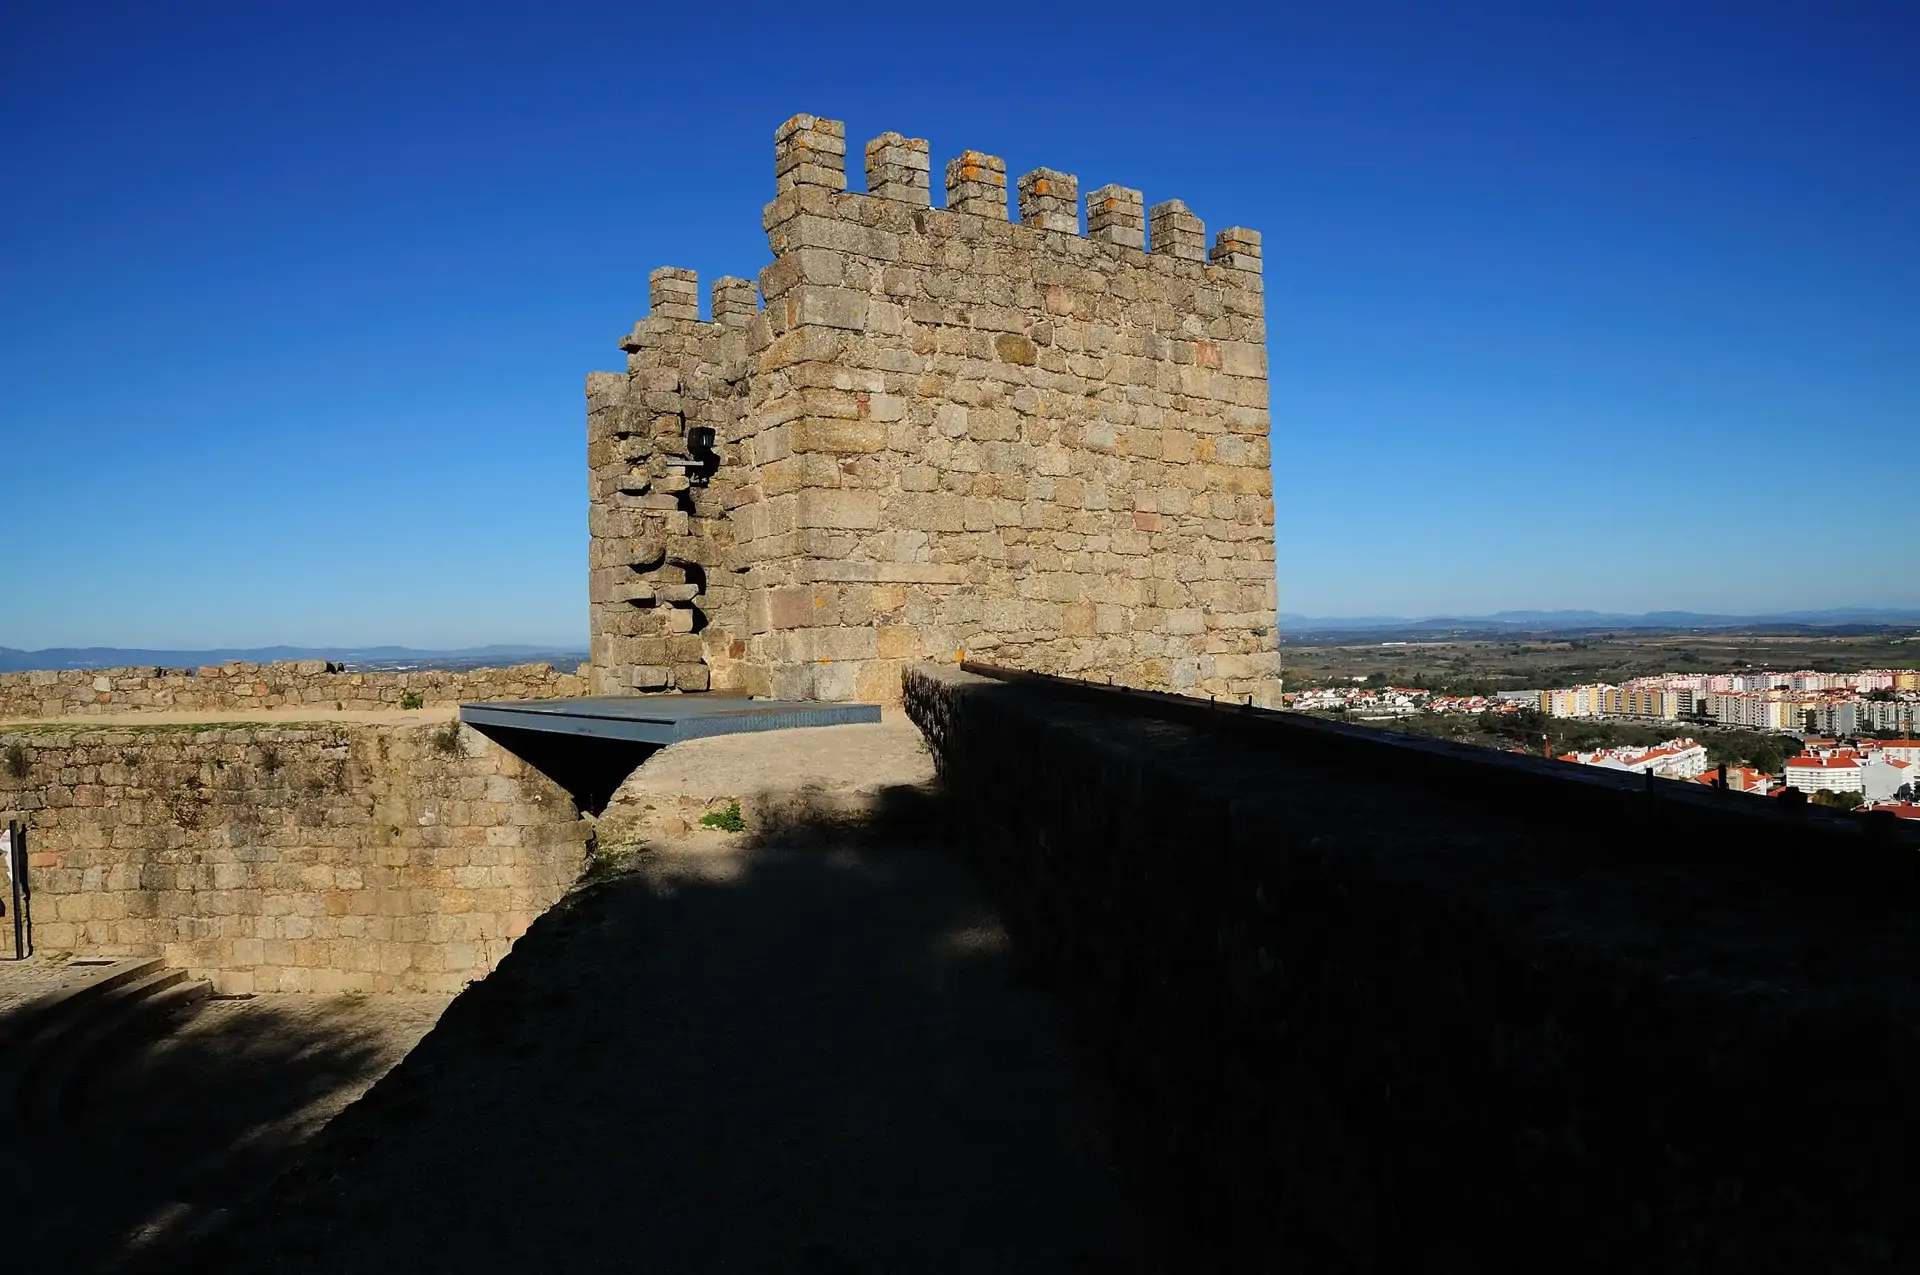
<box><xmin>2</xmin><ymin>1</ymin><xmax>1914</xmax><ymax>648</ymax></box>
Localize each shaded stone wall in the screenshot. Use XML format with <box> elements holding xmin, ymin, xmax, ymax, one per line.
<box><xmin>0</xmin><ymin>722</ymin><xmax>589</xmax><ymax>993</ymax></box>
<box><xmin>588</xmin><ymin>113</ymin><xmax>1277</xmax><ymax>706</ymax></box>
<box><xmin>0</xmin><ymin>661</ymin><xmax>586</xmax><ymax>721</ymax></box>
<box><xmin>904</xmin><ymin>662</ymin><xmax>1920</xmax><ymax>1271</ymax></box>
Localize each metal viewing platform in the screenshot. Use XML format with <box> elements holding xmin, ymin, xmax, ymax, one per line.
<box><xmin>458</xmin><ymin>696</ymin><xmax>881</xmax><ymax>745</ymax></box>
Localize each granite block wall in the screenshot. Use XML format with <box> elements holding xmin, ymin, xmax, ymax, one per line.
<box><xmin>904</xmin><ymin>663</ymin><xmax>1920</xmax><ymax>1271</ymax></box>
<box><xmin>0</xmin><ymin>721</ymin><xmax>590</xmax><ymax>993</ymax></box>
<box><xmin>0</xmin><ymin>661</ymin><xmax>586</xmax><ymax>721</ymax></box>
<box><xmin>588</xmin><ymin>114</ymin><xmax>1278</xmax><ymax>707</ymax></box>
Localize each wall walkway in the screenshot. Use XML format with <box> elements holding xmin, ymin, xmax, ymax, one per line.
<box><xmin>906</xmin><ymin>662</ymin><xmax>1920</xmax><ymax>1271</ymax></box>
<box><xmin>0</xmin><ymin>661</ymin><xmax>584</xmax><ymax>720</ymax></box>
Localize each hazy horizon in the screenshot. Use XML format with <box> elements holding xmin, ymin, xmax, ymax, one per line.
<box><xmin>7</xmin><ymin>605</ymin><xmax>1919</xmax><ymax>659</ymax></box>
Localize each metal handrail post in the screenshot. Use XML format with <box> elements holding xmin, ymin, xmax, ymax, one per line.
<box><xmin>7</xmin><ymin>818</ymin><xmax>26</xmax><ymax>960</ymax></box>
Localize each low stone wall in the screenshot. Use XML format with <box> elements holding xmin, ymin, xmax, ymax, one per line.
<box><xmin>0</xmin><ymin>722</ymin><xmax>589</xmax><ymax>993</ymax></box>
<box><xmin>905</xmin><ymin>663</ymin><xmax>1920</xmax><ymax>1271</ymax></box>
<box><xmin>0</xmin><ymin>661</ymin><xmax>586</xmax><ymax>721</ymax></box>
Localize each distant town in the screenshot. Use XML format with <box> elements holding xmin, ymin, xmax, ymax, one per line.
<box><xmin>1287</xmin><ymin>666</ymin><xmax>1920</xmax><ymax>819</ymax></box>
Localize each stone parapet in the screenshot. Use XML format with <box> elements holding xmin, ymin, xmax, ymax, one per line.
<box><xmin>0</xmin><ymin>721</ymin><xmax>589</xmax><ymax>994</ymax></box>
<box><xmin>905</xmin><ymin>662</ymin><xmax>1920</xmax><ymax>1270</ymax></box>
<box><xmin>0</xmin><ymin>661</ymin><xmax>586</xmax><ymax>722</ymax></box>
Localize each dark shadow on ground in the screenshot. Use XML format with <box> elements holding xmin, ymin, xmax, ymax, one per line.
<box><xmin>3</xmin><ymin>996</ymin><xmax>440</xmax><ymax>1273</ymax></box>
<box><xmin>126</xmin><ymin>783</ymin><xmax>1139</xmax><ymax>1275</ymax></box>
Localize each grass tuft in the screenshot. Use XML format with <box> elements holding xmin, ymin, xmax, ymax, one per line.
<box><xmin>698</xmin><ymin>801</ymin><xmax>746</xmax><ymax>833</ymax></box>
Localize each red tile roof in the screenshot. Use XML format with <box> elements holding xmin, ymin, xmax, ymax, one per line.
<box><xmin>1787</xmin><ymin>755</ymin><xmax>1858</xmax><ymax>770</ymax></box>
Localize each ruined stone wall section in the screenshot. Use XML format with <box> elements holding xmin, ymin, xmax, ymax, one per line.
<box><xmin>0</xmin><ymin>661</ymin><xmax>586</xmax><ymax>722</ymax></box>
<box><xmin>588</xmin><ymin>271</ymin><xmax>762</xmax><ymax>694</ymax></box>
<box><xmin>0</xmin><ymin>722</ymin><xmax>589</xmax><ymax>993</ymax></box>
<box><xmin>590</xmin><ymin>113</ymin><xmax>1279</xmax><ymax>706</ymax></box>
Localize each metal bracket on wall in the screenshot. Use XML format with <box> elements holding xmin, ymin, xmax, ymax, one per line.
<box><xmin>4</xmin><ymin>813</ymin><xmax>29</xmax><ymax>960</ymax></box>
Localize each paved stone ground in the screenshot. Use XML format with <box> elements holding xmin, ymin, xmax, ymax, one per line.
<box><xmin>6</xmin><ymin>992</ymin><xmax>452</xmax><ymax>1272</ymax></box>
<box><xmin>146</xmin><ymin>738</ymin><xmax>1137</xmax><ymax>1273</ymax></box>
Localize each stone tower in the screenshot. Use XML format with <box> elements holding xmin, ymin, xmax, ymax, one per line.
<box><xmin>586</xmin><ymin>114</ymin><xmax>1277</xmax><ymax>705</ymax></box>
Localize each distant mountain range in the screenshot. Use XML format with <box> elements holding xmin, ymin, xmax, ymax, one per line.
<box><xmin>5</xmin><ymin>608</ymin><xmax>1915</xmax><ymax>672</ymax></box>
<box><xmin>0</xmin><ymin>645</ymin><xmax>590</xmax><ymax>674</ymax></box>
<box><xmin>1279</xmin><ymin>608</ymin><xmax>1920</xmax><ymax>633</ymax></box>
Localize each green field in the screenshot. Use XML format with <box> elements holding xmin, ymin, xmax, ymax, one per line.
<box><xmin>1280</xmin><ymin>631</ymin><xmax>1920</xmax><ymax>695</ymax></box>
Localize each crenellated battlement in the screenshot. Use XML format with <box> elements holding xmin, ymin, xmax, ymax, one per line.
<box><xmin>587</xmin><ymin>113</ymin><xmax>1277</xmax><ymax>706</ymax></box>
<box><xmin>759</xmin><ymin>114</ymin><xmax>1262</xmax><ymax>280</ymax></box>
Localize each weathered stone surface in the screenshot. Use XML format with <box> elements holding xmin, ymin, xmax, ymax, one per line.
<box><xmin>0</xmin><ymin>722</ymin><xmax>589</xmax><ymax>993</ymax></box>
<box><xmin>944</xmin><ymin>150</ymin><xmax>1009</xmax><ymax>219</ymax></box>
<box><xmin>1148</xmin><ymin>199</ymin><xmax>1206</xmax><ymax>261</ymax></box>
<box><xmin>774</xmin><ymin>113</ymin><xmax>846</xmax><ymax>194</ymax></box>
<box><xmin>586</xmin><ymin>115</ymin><xmax>1277</xmax><ymax>707</ymax></box>
<box><xmin>1016</xmin><ymin>168</ymin><xmax>1079</xmax><ymax>234</ymax></box>
<box><xmin>864</xmin><ymin>131</ymin><xmax>931</xmax><ymax>206</ymax></box>
<box><xmin>0</xmin><ymin>662</ymin><xmax>586</xmax><ymax>721</ymax></box>
<box><xmin>649</xmin><ymin>266</ymin><xmax>700</xmax><ymax>321</ymax></box>
<box><xmin>1087</xmin><ymin>184</ymin><xmax>1145</xmax><ymax>249</ymax></box>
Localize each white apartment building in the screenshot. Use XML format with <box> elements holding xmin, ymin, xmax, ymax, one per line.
<box><xmin>1864</xmin><ymin>700</ymin><xmax>1920</xmax><ymax>733</ymax></box>
<box><xmin>1783</xmin><ymin>755</ymin><xmax>1863</xmax><ymax>794</ymax></box>
<box><xmin>1812</xmin><ymin>700</ymin><xmax>1862</xmax><ymax>736</ymax></box>
<box><xmin>1542</xmin><ymin>687</ymin><xmax>1583</xmax><ymax>717</ymax></box>
<box><xmin>1862</xmin><ymin>757</ymin><xmax>1916</xmax><ymax>803</ymax></box>
<box><xmin>1558</xmin><ymin>738</ymin><xmax>1709</xmax><ymax>780</ymax></box>
<box><xmin>1709</xmin><ymin>691</ymin><xmax>1811</xmax><ymax>732</ymax></box>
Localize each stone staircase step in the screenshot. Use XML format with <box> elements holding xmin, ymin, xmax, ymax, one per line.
<box><xmin>0</xmin><ymin>958</ymin><xmax>169</xmax><ymax>1124</ymax></box>
<box><xmin>6</xmin><ymin>967</ymin><xmax>183</xmax><ymax>1127</ymax></box>
<box><xmin>0</xmin><ymin>964</ymin><xmax>210</xmax><ymax>1137</ymax></box>
<box><xmin>38</xmin><ymin>975</ymin><xmax>212</xmax><ymax>1129</ymax></box>
<box><xmin>0</xmin><ymin>956</ymin><xmax>167</xmax><ymax>1048</ymax></box>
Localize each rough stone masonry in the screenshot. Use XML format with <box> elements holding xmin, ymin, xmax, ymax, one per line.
<box><xmin>588</xmin><ymin>114</ymin><xmax>1278</xmax><ymax>706</ymax></box>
